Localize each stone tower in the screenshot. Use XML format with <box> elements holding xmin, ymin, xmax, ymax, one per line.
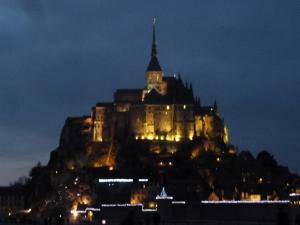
<box><xmin>145</xmin><ymin>20</ymin><xmax>165</xmax><ymax>94</ymax></box>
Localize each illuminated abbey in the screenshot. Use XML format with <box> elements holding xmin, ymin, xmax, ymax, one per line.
<box><xmin>28</xmin><ymin>23</ymin><xmax>300</xmax><ymax>220</ymax></box>
<box><xmin>92</xmin><ymin>23</ymin><xmax>228</xmax><ymax>148</ymax></box>
<box><xmin>54</xmin><ymin>23</ymin><xmax>230</xmax><ymax>171</ymax></box>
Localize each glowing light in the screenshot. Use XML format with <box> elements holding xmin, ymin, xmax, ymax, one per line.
<box><xmin>258</xmin><ymin>178</ymin><xmax>263</xmax><ymax>184</ymax></box>
<box><xmin>109</xmin><ymin>166</ymin><xmax>114</xmax><ymax>171</ymax></box>
<box><xmin>160</xmin><ymin>135</ymin><xmax>164</xmax><ymax>140</ymax></box>
<box><xmin>168</xmin><ymin>161</ymin><xmax>173</xmax><ymax>166</ymax></box>
<box><xmin>135</xmin><ymin>136</ymin><xmax>139</xmax><ymax>140</ymax></box>
<box><xmin>216</xmin><ymin>157</ymin><xmax>220</xmax><ymax>162</ymax></box>
<box><xmin>201</xmin><ymin>200</ymin><xmax>289</xmax><ymax>204</ymax></box>
<box><xmin>101</xmin><ymin>203</ymin><xmax>142</xmax><ymax>207</ymax></box>
<box><xmin>71</xmin><ymin>208</ymin><xmax>100</xmax><ymax>216</ymax></box>
<box><xmin>147</xmin><ymin>134</ymin><xmax>154</xmax><ymax>140</ymax></box>
<box><xmin>87</xmin><ymin>211</ymin><xmax>93</xmax><ymax>222</ymax></box>
<box><xmin>175</xmin><ymin>135</ymin><xmax>180</xmax><ymax>142</ymax></box>
<box><xmin>138</xmin><ymin>179</ymin><xmax>148</xmax><ymax>182</ymax></box>
<box><xmin>99</xmin><ymin>178</ymin><xmax>133</xmax><ymax>183</ymax></box>
<box><xmin>156</xmin><ymin>187</ymin><xmax>173</xmax><ymax>200</ymax></box>
<box><xmin>142</xmin><ymin>208</ymin><xmax>157</xmax><ymax>212</ymax></box>
<box><xmin>155</xmin><ymin>136</ymin><xmax>159</xmax><ymax>140</ymax></box>
<box><xmin>289</xmin><ymin>193</ymin><xmax>300</xmax><ymax>197</ymax></box>
<box><xmin>183</xmin><ymin>105</ymin><xmax>186</xmax><ymax>109</ymax></box>
<box><xmin>72</xmin><ymin>211</ymin><xmax>78</xmax><ymax>218</ymax></box>
<box><xmin>100</xmin><ymin>203</ymin><xmax>157</xmax><ymax>212</ymax></box>
<box><xmin>166</xmin><ymin>105</ymin><xmax>170</xmax><ymax>110</ymax></box>
<box><xmin>172</xmin><ymin>201</ymin><xmax>186</xmax><ymax>204</ymax></box>
<box><xmin>148</xmin><ymin>202</ymin><xmax>156</xmax><ymax>208</ymax></box>
<box><xmin>141</xmin><ymin>136</ymin><xmax>145</xmax><ymax>140</ymax></box>
<box><xmin>101</xmin><ymin>219</ymin><xmax>106</xmax><ymax>225</ymax></box>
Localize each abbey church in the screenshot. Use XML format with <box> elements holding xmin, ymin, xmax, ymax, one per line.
<box><xmin>92</xmin><ymin>24</ymin><xmax>228</xmax><ymax>147</ymax></box>
<box><xmin>54</xmin><ymin>23</ymin><xmax>229</xmax><ymax>171</ymax></box>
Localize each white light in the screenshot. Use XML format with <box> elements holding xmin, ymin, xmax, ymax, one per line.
<box><xmin>72</xmin><ymin>211</ymin><xmax>78</xmax><ymax>218</ymax></box>
<box><xmin>172</xmin><ymin>201</ymin><xmax>186</xmax><ymax>204</ymax></box>
<box><xmin>71</xmin><ymin>207</ymin><xmax>101</xmax><ymax>215</ymax></box>
<box><xmin>156</xmin><ymin>187</ymin><xmax>173</xmax><ymax>200</ymax></box>
<box><xmin>98</xmin><ymin>178</ymin><xmax>133</xmax><ymax>183</ymax></box>
<box><xmin>201</xmin><ymin>200</ymin><xmax>289</xmax><ymax>204</ymax></box>
<box><xmin>289</xmin><ymin>193</ymin><xmax>300</xmax><ymax>197</ymax></box>
<box><xmin>156</xmin><ymin>196</ymin><xmax>173</xmax><ymax>200</ymax></box>
<box><xmin>138</xmin><ymin>179</ymin><xmax>148</xmax><ymax>182</ymax></box>
<box><xmin>86</xmin><ymin>207</ymin><xmax>101</xmax><ymax>212</ymax></box>
<box><xmin>101</xmin><ymin>203</ymin><xmax>142</xmax><ymax>207</ymax></box>
<box><xmin>101</xmin><ymin>219</ymin><xmax>106</xmax><ymax>225</ymax></box>
<box><xmin>100</xmin><ymin>203</ymin><xmax>157</xmax><ymax>212</ymax></box>
<box><xmin>142</xmin><ymin>208</ymin><xmax>157</xmax><ymax>212</ymax></box>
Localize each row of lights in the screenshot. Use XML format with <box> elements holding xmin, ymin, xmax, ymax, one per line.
<box><xmin>136</xmin><ymin>134</ymin><xmax>182</xmax><ymax>142</ymax></box>
<box><xmin>159</xmin><ymin>161</ymin><xmax>173</xmax><ymax>167</ymax></box>
<box><xmin>166</xmin><ymin>105</ymin><xmax>187</xmax><ymax>110</ymax></box>
<box><xmin>136</xmin><ymin>134</ymin><xmax>194</xmax><ymax>142</ymax></box>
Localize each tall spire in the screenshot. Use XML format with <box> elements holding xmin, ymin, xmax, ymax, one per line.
<box><xmin>214</xmin><ymin>100</ymin><xmax>218</xmax><ymax>113</ymax></box>
<box><xmin>147</xmin><ymin>18</ymin><xmax>162</xmax><ymax>71</ymax></box>
<box><xmin>151</xmin><ymin>18</ymin><xmax>157</xmax><ymax>57</ymax></box>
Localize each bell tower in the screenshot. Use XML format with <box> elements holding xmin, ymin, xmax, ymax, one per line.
<box><xmin>145</xmin><ymin>19</ymin><xmax>164</xmax><ymax>93</ymax></box>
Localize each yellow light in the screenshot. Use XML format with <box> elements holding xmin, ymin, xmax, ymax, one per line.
<box><xmin>183</xmin><ymin>105</ymin><xmax>186</xmax><ymax>109</ymax></box>
<box><xmin>166</xmin><ymin>135</ymin><xmax>172</xmax><ymax>141</ymax></box>
<box><xmin>160</xmin><ymin>135</ymin><xmax>164</xmax><ymax>140</ymax></box>
<box><xmin>168</xmin><ymin>161</ymin><xmax>173</xmax><ymax>166</ymax></box>
<box><xmin>155</xmin><ymin>136</ymin><xmax>159</xmax><ymax>140</ymax></box>
<box><xmin>216</xmin><ymin>157</ymin><xmax>220</xmax><ymax>162</ymax></box>
<box><xmin>175</xmin><ymin>135</ymin><xmax>180</xmax><ymax>142</ymax></box>
<box><xmin>141</xmin><ymin>136</ymin><xmax>145</xmax><ymax>140</ymax></box>
<box><xmin>159</xmin><ymin>162</ymin><xmax>163</xmax><ymax>166</ymax></box>
<box><xmin>109</xmin><ymin>166</ymin><xmax>114</xmax><ymax>171</ymax></box>
<box><xmin>135</xmin><ymin>136</ymin><xmax>139</xmax><ymax>140</ymax></box>
<box><xmin>147</xmin><ymin>134</ymin><xmax>154</xmax><ymax>140</ymax></box>
<box><xmin>87</xmin><ymin>211</ymin><xmax>93</xmax><ymax>222</ymax></box>
<box><xmin>258</xmin><ymin>178</ymin><xmax>263</xmax><ymax>184</ymax></box>
<box><xmin>166</xmin><ymin>105</ymin><xmax>170</xmax><ymax>110</ymax></box>
<box><xmin>71</xmin><ymin>210</ymin><xmax>78</xmax><ymax>218</ymax></box>
<box><xmin>148</xmin><ymin>202</ymin><xmax>156</xmax><ymax>208</ymax></box>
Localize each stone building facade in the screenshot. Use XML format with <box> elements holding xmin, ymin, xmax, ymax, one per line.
<box><xmin>91</xmin><ymin>24</ymin><xmax>228</xmax><ymax>146</ymax></box>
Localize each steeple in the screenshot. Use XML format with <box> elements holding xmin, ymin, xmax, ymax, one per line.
<box><xmin>151</xmin><ymin>18</ymin><xmax>157</xmax><ymax>57</ymax></box>
<box><xmin>214</xmin><ymin>100</ymin><xmax>218</xmax><ymax>113</ymax></box>
<box><xmin>147</xmin><ymin>18</ymin><xmax>162</xmax><ymax>71</ymax></box>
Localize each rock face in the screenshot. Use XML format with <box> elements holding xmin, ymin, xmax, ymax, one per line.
<box><xmin>49</xmin><ymin>116</ymin><xmax>118</xmax><ymax>171</ymax></box>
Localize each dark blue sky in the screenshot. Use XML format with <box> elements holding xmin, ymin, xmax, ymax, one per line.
<box><xmin>0</xmin><ymin>0</ymin><xmax>299</xmax><ymax>185</ymax></box>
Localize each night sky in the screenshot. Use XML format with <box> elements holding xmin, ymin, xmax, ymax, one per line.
<box><xmin>0</xmin><ymin>0</ymin><xmax>299</xmax><ymax>185</ymax></box>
